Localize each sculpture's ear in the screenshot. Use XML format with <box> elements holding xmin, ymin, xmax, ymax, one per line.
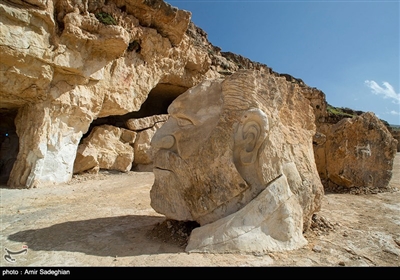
<box><xmin>234</xmin><ymin>109</ymin><xmax>269</xmax><ymax>165</ymax></box>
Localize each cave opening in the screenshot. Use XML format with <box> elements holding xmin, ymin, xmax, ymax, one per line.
<box><xmin>82</xmin><ymin>83</ymin><xmax>188</xmax><ymax>139</ymax></box>
<box><xmin>0</xmin><ymin>109</ymin><xmax>19</xmax><ymax>185</ymax></box>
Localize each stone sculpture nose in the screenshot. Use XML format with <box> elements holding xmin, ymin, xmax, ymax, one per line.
<box><xmin>152</xmin><ymin>134</ymin><xmax>175</xmax><ymax>150</ymax></box>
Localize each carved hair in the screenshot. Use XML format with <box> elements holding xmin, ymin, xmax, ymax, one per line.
<box><xmin>221</xmin><ymin>70</ymin><xmax>259</xmax><ymax>111</ymax></box>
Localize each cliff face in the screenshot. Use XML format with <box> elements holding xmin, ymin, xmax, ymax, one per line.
<box><xmin>0</xmin><ymin>0</ymin><xmax>397</xmax><ymax>191</ymax></box>
<box><xmin>0</xmin><ymin>0</ymin><xmax>273</xmax><ymax>188</ymax></box>
<box><xmin>0</xmin><ymin>0</ymin><xmax>213</xmax><ymax>188</ymax></box>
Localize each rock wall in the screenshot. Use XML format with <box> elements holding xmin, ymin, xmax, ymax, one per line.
<box><xmin>0</xmin><ymin>0</ymin><xmax>214</xmax><ymax>188</ymax></box>
<box><xmin>0</xmin><ymin>0</ymin><xmax>397</xmax><ymax>193</ymax></box>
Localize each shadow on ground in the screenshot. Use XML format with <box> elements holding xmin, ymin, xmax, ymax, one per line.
<box><xmin>7</xmin><ymin>215</ymin><xmax>187</xmax><ymax>257</ymax></box>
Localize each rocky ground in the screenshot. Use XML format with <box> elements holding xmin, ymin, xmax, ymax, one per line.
<box><xmin>1</xmin><ymin>154</ymin><xmax>399</xmax><ymax>268</ymax></box>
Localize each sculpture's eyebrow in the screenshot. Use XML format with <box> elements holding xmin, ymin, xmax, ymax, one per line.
<box><xmin>171</xmin><ymin>112</ymin><xmax>196</xmax><ymax>125</ymax></box>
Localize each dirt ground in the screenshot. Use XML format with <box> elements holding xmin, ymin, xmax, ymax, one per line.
<box><xmin>1</xmin><ymin>153</ymin><xmax>399</xmax><ymax>267</ymax></box>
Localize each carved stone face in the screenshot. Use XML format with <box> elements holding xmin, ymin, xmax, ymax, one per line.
<box><xmin>150</xmin><ymin>70</ymin><xmax>324</xmax><ymax>232</ymax></box>
<box><xmin>151</xmin><ymin>80</ymin><xmax>223</xmax><ymax>162</ymax></box>
<box><xmin>151</xmin><ymin>80</ymin><xmax>223</xmax><ymax>222</ymax></box>
<box><xmin>150</xmin><ymin>79</ymin><xmax>269</xmax><ymax>225</ymax></box>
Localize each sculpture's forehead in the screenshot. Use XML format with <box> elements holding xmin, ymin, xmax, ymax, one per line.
<box><xmin>168</xmin><ymin>80</ymin><xmax>223</xmax><ymax>121</ymax></box>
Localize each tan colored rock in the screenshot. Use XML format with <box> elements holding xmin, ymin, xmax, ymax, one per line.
<box><xmin>0</xmin><ymin>1</ymin><xmax>213</xmax><ymax>188</ymax></box>
<box><xmin>186</xmin><ymin>174</ymin><xmax>308</xmax><ymax>254</ymax></box>
<box><xmin>150</xmin><ymin>70</ymin><xmax>324</xmax><ymax>236</ymax></box>
<box><xmin>124</xmin><ymin>114</ymin><xmax>169</xmax><ymax>168</ymax></box>
<box><xmin>113</xmin><ymin>0</ymin><xmax>191</xmax><ymax>47</ymax></box>
<box><xmin>7</xmin><ymin>83</ymin><xmax>103</xmax><ymax>188</ymax></box>
<box><xmin>0</xmin><ymin>3</ymin><xmax>54</xmax><ymax>109</ymax></box>
<box><xmin>133</xmin><ymin>121</ymin><xmax>165</xmax><ymax>167</ymax></box>
<box><xmin>319</xmin><ymin>112</ymin><xmax>397</xmax><ymax>192</ymax></box>
<box><xmin>299</xmin><ymin>83</ymin><xmax>397</xmax><ymax>193</ymax></box>
<box><xmin>73</xmin><ymin>125</ymin><xmax>136</xmax><ymax>174</ymax></box>
<box><xmin>391</xmin><ymin>129</ymin><xmax>400</xmax><ymax>152</ymax></box>
<box><xmin>2</xmin><ymin>0</ymin><xmax>395</xmax><ymax>195</ymax></box>
<box><xmin>126</xmin><ymin>114</ymin><xmax>169</xmax><ymax>131</ymax></box>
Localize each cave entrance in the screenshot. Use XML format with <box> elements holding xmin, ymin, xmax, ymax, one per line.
<box><xmin>83</xmin><ymin>83</ymin><xmax>188</xmax><ymax>138</ymax></box>
<box><xmin>0</xmin><ymin>109</ymin><xmax>19</xmax><ymax>185</ymax></box>
<box><xmin>134</xmin><ymin>83</ymin><xmax>188</xmax><ymax>118</ymax></box>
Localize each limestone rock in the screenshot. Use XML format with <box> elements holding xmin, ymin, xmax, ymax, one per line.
<box><xmin>320</xmin><ymin>112</ymin><xmax>397</xmax><ymax>192</ymax></box>
<box><xmin>113</xmin><ymin>0</ymin><xmax>191</xmax><ymax>47</ymax></box>
<box><xmin>391</xmin><ymin>129</ymin><xmax>400</xmax><ymax>152</ymax></box>
<box><xmin>0</xmin><ymin>0</ymin><xmax>212</xmax><ymax>188</ymax></box>
<box><xmin>126</xmin><ymin>114</ymin><xmax>169</xmax><ymax>131</ymax></box>
<box><xmin>1</xmin><ymin>0</ymin><xmax>396</xmax><ymax>195</ymax></box>
<box><xmin>0</xmin><ymin>3</ymin><xmax>54</xmax><ymax>109</ymax></box>
<box><xmin>185</xmin><ymin>174</ymin><xmax>308</xmax><ymax>254</ymax></box>
<box><xmin>150</xmin><ymin>70</ymin><xmax>324</xmax><ymax>232</ymax></box>
<box><xmin>301</xmin><ymin>86</ymin><xmax>397</xmax><ymax>193</ymax></box>
<box><xmin>133</xmin><ymin>121</ymin><xmax>165</xmax><ymax>167</ymax></box>
<box><xmin>73</xmin><ymin>125</ymin><xmax>136</xmax><ymax>174</ymax></box>
<box><xmin>7</xmin><ymin>85</ymin><xmax>103</xmax><ymax>188</ymax></box>
<box><xmin>122</xmin><ymin>114</ymin><xmax>169</xmax><ymax>168</ymax></box>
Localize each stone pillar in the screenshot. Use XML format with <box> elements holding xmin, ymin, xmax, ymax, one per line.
<box><xmin>8</xmin><ymin>84</ymin><xmax>99</xmax><ymax>188</ymax></box>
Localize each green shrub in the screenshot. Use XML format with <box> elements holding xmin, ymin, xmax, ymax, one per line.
<box><xmin>327</xmin><ymin>105</ymin><xmax>354</xmax><ymax>118</ymax></box>
<box><xmin>96</xmin><ymin>12</ymin><xmax>117</xmax><ymax>25</ymax></box>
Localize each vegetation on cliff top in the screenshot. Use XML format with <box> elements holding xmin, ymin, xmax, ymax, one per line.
<box><xmin>95</xmin><ymin>12</ymin><xmax>117</xmax><ymax>25</ymax></box>
<box><xmin>327</xmin><ymin>104</ymin><xmax>400</xmax><ymax>130</ymax></box>
<box><xmin>326</xmin><ymin>105</ymin><xmax>356</xmax><ymax>118</ymax></box>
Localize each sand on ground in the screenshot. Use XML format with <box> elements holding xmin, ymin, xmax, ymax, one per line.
<box><xmin>1</xmin><ymin>153</ymin><xmax>399</xmax><ymax>267</ymax></box>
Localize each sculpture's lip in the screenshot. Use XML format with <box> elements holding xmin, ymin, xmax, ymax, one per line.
<box><xmin>153</xmin><ymin>166</ymin><xmax>173</xmax><ymax>172</ymax></box>
<box><xmin>153</xmin><ymin>150</ymin><xmax>182</xmax><ymax>173</ymax></box>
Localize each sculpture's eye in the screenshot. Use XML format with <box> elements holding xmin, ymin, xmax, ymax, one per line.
<box><xmin>177</xmin><ymin>117</ymin><xmax>194</xmax><ymax>127</ymax></box>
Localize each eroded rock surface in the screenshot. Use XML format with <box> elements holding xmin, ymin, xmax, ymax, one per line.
<box><xmin>315</xmin><ymin>112</ymin><xmax>398</xmax><ymax>193</ymax></box>
<box><xmin>186</xmin><ymin>174</ymin><xmax>308</xmax><ymax>254</ymax></box>
<box><xmin>73</xmin><ymin>125</ymin><xmax>136</xmax><ymax>174</ymax></box>
<box><xmin>391</xmin><ymin>129</ymin><xmax>400</xmax><ymax>152</ymax></box>
<box><xmin>0</xmin><ymin>0</ymin><xmax>212</xmax><ymax>188</ymax></box>
<box><xmin>0</xmin><ymin>0</ymin><xmax>396</xmax><ymax>200</ymax></box>
<box><xmin>150</xmin><ymin>70</ymin><xmax>324</xmax><ymax>253</ymax></box>
<box><xmin>300</xmin><ymin>85</ymin><xmax>398</xmax><ymax>193</ymax></box>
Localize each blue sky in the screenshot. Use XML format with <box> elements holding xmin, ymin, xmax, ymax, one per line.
<box><xmin>166</xmin><ymin>0</ymin><xmax>400</xmax><ymax>125</ymax></box>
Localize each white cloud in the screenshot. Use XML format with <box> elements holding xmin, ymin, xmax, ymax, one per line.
<box><xmin>390</xmin><ymin>110</ymin><xmax>400</xmax><ymax>115</ymax></box>
<box><xmin>365</xmin><ymin>80</ymin><xmax>400</xmax><ymax>104</ymax></box>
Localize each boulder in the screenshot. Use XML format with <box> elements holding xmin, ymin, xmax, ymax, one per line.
<box><xmin>150</xmin><ymin>69</ymin><xmax>324</xmax><ymax>242</ymax></box>
<box><xmin>391</xmin><ymin>129</ymin><xmax>400</xmax><ymax>152</ymax></box>
<box><xmin>322</xmin><ymin>112</ymin><xmax>397</xmax><ymax>193</ymax></box>
<box><xmin>133</xmin><ymin>121</ymin><xmax>165</xmax><ymax>167</ymax></box>
<box><xmin>73</xmin><ymin>125</ymin><xmax>136</xmax><ymax>174</ymax></box>
<box><xmin>300</xmin><ymin>87</ymin><xmax>398</xmax><ymax>194</ymax></box>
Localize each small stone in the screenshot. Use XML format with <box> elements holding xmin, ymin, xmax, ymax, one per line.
<box><xmin>312</xmin><ymin>245</ymin><xmax>322</xmax><ymax>253</ymax></box>
<box><xmin>393</xmin><ymin>237</ymin><xmax>400</xmax><ymax>247</ymax></box>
